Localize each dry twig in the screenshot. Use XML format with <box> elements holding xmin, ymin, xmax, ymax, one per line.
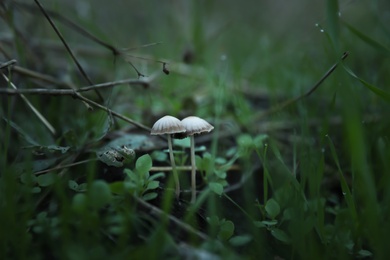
<box><xmin>255</xmin><ymin>52</ymin><xmax>349</xmax><ymax>120</ymax></box>
<box><xmin>1</xmin><ymin>73</ymin><xmax>56</xmax><ymax>135</ymax></box>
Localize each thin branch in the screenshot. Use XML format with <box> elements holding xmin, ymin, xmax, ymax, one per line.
<box><xmin>11</xmin><ymin>65</ymin><xmax>77</xmax><ymax>88</ymax></box>
<box><xmin>1</xmin><ymin>73</ymin><xmax>56</xmax><ymax>135</ymax></box>
<box><xmin>12</xmin><ymin>1</ymin><xmax>161</xmax><ymax>77</ymax></box>
<box><xmin>12</xmin><ymin>1</ymin><xmax>119</xmax><ymax>56</ymax></box>
<box><xmin>34</xmin><ymin>158</ymin><xmax>96</xmax><ymax>175</ymax></box>
<box><xmin>134</xmin><ymin>196</ymin><xmax>209</xmax><ymax>241</ymax></box>
<box><xmin>0</xmin><ymin>83</ymin><xmax>152</xmax><ymax>131</ymax></box>
<box><xmin>0</xmin><ymin>77</ymin><xmax>153</xmax><ymax>95</ymax></box>
<box><xmin>75</xmin><ymin>94</ymin><xmax>151</xmax><ymax>132</ymax></box>
<box><xmin>123</xmin><ymin>53</ymin><xmax>166</xmax><ymax>64</ymax></box>
<box><xmin>121</xmin><ymin>42</ymin><xmax>162</xmax><ymax>52</ymax></box>
<box><xmin>0</xmin><ymin>59</ymin><xmax>17</xmax><ymax>69</ymax></box>
<box><xmin>126</xmin><ymin>60</ymin><xmax>145</xmax><ymax>78</ymax></box>
<box><xmin>0</xmin><ymin>72</ymin><xmax>156</xmax><ymax>131</ymax></box>
<box><xmin>33</xmin><ymin>0</ymin><xmax>104</xmax><ymax>102</ymax></box>
<box><xmin>255</xmin><ymin>51</ymin><xmax>349</xmax><ymax>120</ymax></box>
<box><xmin>9</xmin><ymin>65</ymin><xmax>95</xmax><ymax>109</ymax></box>
<box><xmin>150</xmin><ymin>166</ymin><xmax>193</xmax><ymax>172</ymax></box>
<box><xmin>150</xmin><ymin>164</ymin><xmax>240</xmax><ymax>172</ymax></box>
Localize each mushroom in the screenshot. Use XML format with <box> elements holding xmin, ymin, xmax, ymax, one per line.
<box><xmin>180</xmin><ymin>116</ymin><xmax>214</xmax><ymax>203</ymax></box>
<box><xmin>151</xmin><ymin>115</ymin><xmax>186</xmax><ymax>198</ymax></box>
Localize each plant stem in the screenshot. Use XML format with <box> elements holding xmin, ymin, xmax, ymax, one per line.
<box><xmin>167</xmin><ymin>134</ymin><xmax>180</xmax><ymax>198</ymax></box>
<box><xmin>190</xmin><ymin>136</ymin><xmax>196</xmax><ymax>203</ymax></box>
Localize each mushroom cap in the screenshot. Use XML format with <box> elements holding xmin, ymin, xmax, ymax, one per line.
<box><xmin>180</xmin><ymin>116</ymin><xmax>214</xmax><ymax>136</ymax></box>
<box><xmin>151</xmin><ymin>115</ymin><xmax>186</xmax><ymax>135</ymax></box>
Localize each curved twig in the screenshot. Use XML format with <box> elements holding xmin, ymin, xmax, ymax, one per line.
<box><xmin>255</xmin><ymin>52</ymin><xmax>349</xmax><ymax>120</ymax></box>
<box><xmin>33</xmin><ymin>0</ymin><xmax>104</xmax><ymax>102</ymax></box>
<box><xmin>134</xmin><ymin>196</ymin><xmax>209</xmax><ymax>241</ymax></box>
<box><xmin>1</xmin><ymin>73</ymin><xmax>56</xmax><ymax>135</ymax></box>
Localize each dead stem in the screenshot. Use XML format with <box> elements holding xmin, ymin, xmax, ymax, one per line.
<box><xmin>33</xmin><ymin>159</ymin><xmax>96</xmax><ymax>175</ymax></box>
<box><xmin>149</xmin><ymin>164</ymin><xmax>240</xmax><ymax>172</ymax></box>
<box><xmin>134</xmin><ymin>196</ymin><xmax>209</xmax><ymax>241</ymax></box>
<box><xmin>0</xmin><ymin>77</ymin><xmax>153</xmax><ymax>95</ymax></box>
<box><xmin>33</xmin><ymin>0</ymin><xmax>104</xmax><ymax>102</ymax></box>
<box><xmin>1</xmin><ymin>73</ymin><xmax>56</xmax><ymax>135</ymax></box>
<box><xmin>11</xmin><ymin>1</ymin><xmax>163</xmax><ymax>77</ymax></box>
<box><xmin>0</xmin><ymin>59</ymin><xmax>17</xmax><ymax>69</ymax></box>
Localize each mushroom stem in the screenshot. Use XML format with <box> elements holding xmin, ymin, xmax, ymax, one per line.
<box><xmin>167</xmin><ymin>134</ymin><xmax>180</xmax><ymax>198</ymax></box>
<box><xmin>190</xmin><ymin>135</ymin><xmax>196</xmax><ymax>203</ymax></box>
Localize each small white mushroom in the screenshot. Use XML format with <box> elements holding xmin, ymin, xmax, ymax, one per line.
<box><xmin>180</xmin><ymin>116</ymin><xmax>214</xmax><ymax>203</ymax></box>
<box><xmin>151</xmin><ymin>115</ymin><xmax>186</xmax><ymax>198</ymax></box>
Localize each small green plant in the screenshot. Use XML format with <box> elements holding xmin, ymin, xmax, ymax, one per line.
<box><xmin>110</xmin><ymin>154</ymin><xmax>164</xmax><ymax>201</ymax></box>
<box><xmin>207</xmin><ymin>215</ymin><xmax>235</xmax><ymax>241</ymax></box>
<box><xmin>195</xmin><ymin>151</ymin><xmax>237</xmax><ymax>196</ymax></box>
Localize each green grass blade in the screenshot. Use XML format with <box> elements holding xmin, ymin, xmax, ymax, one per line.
<box><xmin>342</xmin><ymin>21</ymin><xmax>390</xmax><ymax>56</ymax></box>
<box><xmin>343</xmin><ymin>65</ymin><xmax>390</xmax><ymax>103</ymax></box>
<box><xmin>327</xmin><ymin>0</ymin><xmax>340</xmax><ymax>51</ymax></box>
<box><xmin>326</xmin><ymin>135</ymin><xmax>358</xmax><ymax>223</ymax></box>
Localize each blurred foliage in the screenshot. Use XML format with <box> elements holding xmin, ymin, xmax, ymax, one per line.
<box><xmin>1</xmin><ymin>0</ymin><xmax>390</xmax><ymax>259</ymax></box>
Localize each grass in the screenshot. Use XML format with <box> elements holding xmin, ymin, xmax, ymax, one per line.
<box><xmin>1</xmin><ymin>0</ymin><xmax>390</xmax><ymax>259</ymax></box>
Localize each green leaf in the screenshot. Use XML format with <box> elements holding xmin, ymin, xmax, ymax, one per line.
<box><xmin>135</xmin><ymin>154</ymin><xmax>152</xmax><ymax>175</ymax></box>
<box><xmin>146</xmin><ymin>181</ymin><xmax>159</xmax><ymax>191</ymax></box>
<box><xmin>229</xmin><ymin>235</ymin><xmax>252</xmax><ymax>246</ymax></box>
<box><xmin>209</xmin><ymin>182</ymin><xmax>223</xmax><ymax>195</ymax></box>
<box><xmin>88</xmin><ymin>180</ymin><xmax>112</xmax><ymax>209</ymax></box>
<box><xmin>218</xmin><ymin>220</ymin><xmax>235</xmax><ymax>241</ymax></box>
<box><xmin>173</xmin><ymin>138</ymin><xmax>191</xmax><ymax>148</ymax></box>
<box><xmin>149</xmin><ymin>172</ymin><xmax>165</xmax><ymax>181</ymax></box>
<box><xmin>237</xmin><ymin>134</ymin><xmax>253</xmax><ymax>148</ymax></box>
<box><xmin>32</xmin><ymin>187</ymin><xmax>41</xmax><ymax>193</ymax></box>
<box><xmin>214</xmin><ymin>169</ymin><xmax>227</xmax><ymax>179</ymax></box>
<box><xmin>72</xmin><ymin>193</ymin><xmax>87</xmax><ymax>213</ymax></box>
<box><xmin>37</xmin><ymin>173</ymin><xmax>56</xmax><ymax>187</ymax></box>
<box><xmin>207</xmin><ymin>216</ymin><xmax>220</xmax><ymax>226</ymax></box>
<box><xmin>357</xmin><ymin>249</ymin><xmax>373</xmax><ymax>258</ymax></box>
<box><xmin>225</xmin><ymin>147</ymin><xmax>238</xmax><ymax>157</ymax></box>
<box><xmin>214</xmin><ymin>157</ymin><xmax>227</xmax><ymax>165</ymax></box>
<box><xmin>124</xmin><ymin>168</ymin><xmax>139</xmax><ymax>183</ymax></box>
<box><xmin>68</xmin><ymin>180</ymin><xmax>79</xmax><ymax>191</ymax></box>
<box><xmin>253</xmin><ymin>221</ymin><xmax>266</xmax><ymax>228</ymax></box>
<box><xmin>20</xmin><ymin>172</ymin><xmax>37</xmax><ymax>184</ymax></box>
<box><xmin>151</xmin><ymin>150</ymin><xmax>168</xmax><ymax>162</ymax></box>
<box><xmin>196</xmin><ymin>153</ymin><xmax>213</xmax><ymax>174</ymax></box>
<box><xmin>253</xmin><ymin>134</ymin><xmax>268</xmax><ymax>148</ymax></box>
<box><xmin>265</xmin><ymin>198</ymin><xmax>280</xmax><ymax>219</ymax></box>
<box><xmin>123</xmin><ymin>180</ymin><xmax>138</xmax><ymax>190</ymax></box>
<box><xmin>109</xmin><ymin>181</ymin><xmax>125</xmax><ymax>194</ymax></box>
<box><xmin>142</xmin><ymin>192</ymin><xmax>158</xmax><ymax>201</ymax></box>
<box><xmin>77</xmin><ymin>183</ymin><xmax>87</xmax><ymax>192</ymax></box>
<box><xmin>195</xmin><ymin>155</ymin><xmax>204</xmax><ymax>171</ymax></box>
<box><xmin>343</xmin><ymin>65</ymin><xmax>390</xmax><ymax>103</ymax></box>
<box><xmin>261</xmin><ymin>220</ymin><xmax>278</xmax><ymax>226</ymax></box>
<box><xmin>271</xmin><ymin>228</ymin><xmax>291</xmax><ymax>244</ymax></box>
<box><xmin>342</xmin><ymin>21</ymin><xmax>390</xmax><ymax>56</ymax></box>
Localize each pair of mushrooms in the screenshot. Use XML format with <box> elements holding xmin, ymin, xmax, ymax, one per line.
<box><xmin>151</xmin><ymin>115</ymin><xmax>214</xmax><ymax>203</ymax></box>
